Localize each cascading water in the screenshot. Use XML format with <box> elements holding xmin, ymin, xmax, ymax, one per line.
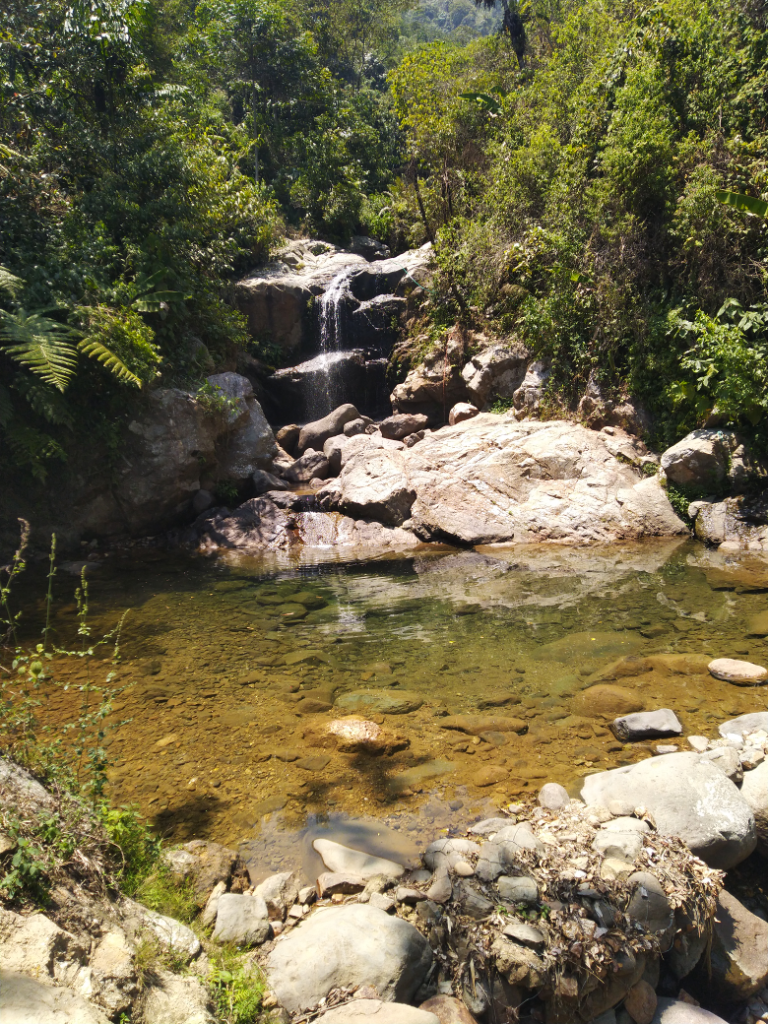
<box><xmin>311</xmin><ymin>266</ymin><xmax>358</xmax><ymax>419</ymax></box>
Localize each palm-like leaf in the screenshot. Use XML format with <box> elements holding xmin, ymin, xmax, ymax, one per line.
<box><xmin>0</xmin><ymin>309</ymin><xmax>78</xmax><ymax>392</ymax></box>
<box><xmin>0</xmin><ymin>266</ymin><xmax>24</xmax><ymax>298</ymax></box>
<box><xmin>77</xmin><ymin>338</ymin><xmax>142</xmax><ymax>386</ymax></box>
<box><xmin>716</xmin><ymin>190</ymin><xmax>768</xmax><ymax>219</ymax></box>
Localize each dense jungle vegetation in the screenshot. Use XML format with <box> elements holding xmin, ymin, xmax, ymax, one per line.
<box><xmin>1</xmin><ymin>0</ymin><xmax>767</xmax><ymax>483</ymax></box>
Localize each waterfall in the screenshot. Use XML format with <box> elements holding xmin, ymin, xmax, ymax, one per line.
<box><xmin>310</xmin><ymin>267</ymin><xmax>357</xmax><ymax>419</ymax></box>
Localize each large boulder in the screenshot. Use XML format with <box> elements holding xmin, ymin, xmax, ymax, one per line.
<box><xmin>0</xmin><ymin>971</ymin><xmax>110</xmax><ymax>1024</ymax></box>
<box><xmin>690</xmin><ymin>491</ymin><xmax>768</xmax><ymax>551</ymax></box>
<box><xmin>266</xmin><ymin>904</ymin><xmax>433</xmax><ymax>1013</ymax></box>
<box><xmin>299</xmin><ymin>405</ymin><xmax>361</xmax><ymax>454</ymax></box>
<box><xmin>577</xmin><ymin>371</ymin><xmax>651</xmax><ymax>437</ymax></box>
<box><xmin>581</xmin><ymin>752</ymin><xmax>756</xmax><ymax>869</ymax></box>
<box><xmin>512</xmin><ymin>361</ymin><xmax>551</xmax><ymax>419</ymax></box>
<box><xmin>461</xmin><ymin>342</ymin><xmax>530</xmax><ymax>410</ymax></box>
<box><xmin>740</xmin><ymin>759</ymin><xmax>768</xmax><ymax>854</ymax></box>
<box><xmin>318</xmin><ymin>416</ymin><xmax>687</xmax><ymax>544</ymax></box>
<box><xmin>205</xmin><ymin>372</ymin><xmax>277</xmax><ymax>480</ymax></box>
<box><xmin>391</xmin><ymin>325</ymin><xmax>470</xmax><ymax>419</ymax></box>
<box><xmin>704</xmin><ymin>890</ymin><xmax>768</xmax><ymax>1000</ymax></box>
<box><xmin>660</xmin><ymin>429</ymin><xmax>759</xmax><ymax>489</ymax></box>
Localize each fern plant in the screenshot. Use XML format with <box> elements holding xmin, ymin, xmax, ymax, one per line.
<box><xmin>0</xmin><ymin>309</ymin><xmax>79</xmax><ymax>392</ymax></box>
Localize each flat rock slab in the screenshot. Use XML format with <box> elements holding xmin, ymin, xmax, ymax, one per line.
<box><xmin>581</xmin><ymin>752</ymin><xmax>756</xmax><ymax>869</ymax></box>
<box><xmin>313</xmin><ymin>838</ymin><xmax>404</xmax><ymax>878</ymax></box>
<box><xmin>314</xmin><ymin>1000</ymin><xmax>440</xmax><ymax>1023</ymax></box>
<box><xmin>266</xmin><ymin>905</ymin><xmax>433</xmax><ymax>1013</ymax></box>
<box><xmin>611</xmin><ymin>709</ymin><xmax>683</xmax><ymax>742</ymax></box>
<box><xmin>709</xmin><ymin>658</ymin><xmax>768</xmax><ymax>685</ymax></box>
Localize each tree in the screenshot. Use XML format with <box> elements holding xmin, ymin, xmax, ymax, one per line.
<box><xmin>473</xmin><ymin>0</ymin><xmax>526</xmax><ymax>59</ymax></box>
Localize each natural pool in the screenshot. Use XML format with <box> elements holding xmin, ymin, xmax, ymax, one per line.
<box><xmin>23</xmin><ymin>537</ymin><xmax>768</xmax><ymax>881</ymax></box>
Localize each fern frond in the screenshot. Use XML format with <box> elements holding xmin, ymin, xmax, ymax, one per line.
<box><xmin>0</xmin><ymin>266</ymin><xmax>24</xmax><ymax>298</ymax></box>
<box><xmin>0</xmin><ymin>382</ymin><xmax>13</xmax><ymax>428</ymax></box>
<box><xmin>0</xmin><ymin>309</ymin><xmax>78</xmax><ymax>392</ymax></box>
<box><xmin>77</xmin><ymin>338</ymin><xmax>142</xmax><ymax>386</ymax></box>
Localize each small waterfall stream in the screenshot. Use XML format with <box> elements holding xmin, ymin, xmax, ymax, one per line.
<box><xmin>312</xmin><ymin>267</ymin><xmax>358</xmax><ymax>418</ymax></box>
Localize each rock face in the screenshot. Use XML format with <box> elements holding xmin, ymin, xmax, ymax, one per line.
<box><xmin>581</xmin><ymin>752</ymin><xmax>756</xmax><ymax>869</ymax></box>
<box><xmin>0</xmin><ymin>971</ymin><xmax>111</xmax><ymax>1024</ymax></box>
<box><xmin>512</xmin><ymin>361</ymin><xmax>550</xmax><ymax>419</ymax></box>
<box><xmin>461</xmin><ymin>342</ymin><xmax>530</xmax><ymax>410</ymax></box>
<box><xmin>266</xmin><ymin>904</ymin><xmax>433</xmax><ymax>1013</ymax></box>
<box><xmin>318</xmin><ymin>416</ymin><xmax>686</xmax><ymax>545</ymax></box>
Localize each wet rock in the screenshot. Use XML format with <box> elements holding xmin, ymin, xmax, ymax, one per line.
<box><xmin>572</xmin><ymin>685</ymin><xmax>644</xmax><ymax>719</ymax></box>
<box><xmin>305</xmin><ymin>717</ymin><xmax>409</xmax><ymax>755</ymax></box>
<box><xmin>419</xmin><ymin>994</ymin><xmax>479</xmax><ymax>1024</ymax></box>
<box><xmin>496</xmin><ymin>875</ymin><xmax>538</xmax><ymax>905</ymax></box>
<box><xmin>252</xmin><ymin>469</ymin><xmax>291</xmax><ymax>495</ymax></box>
<box><xmin>283</xmin><ymin>448</ymin><xmax>330</xmax><ymax>484</ymax></box>
<box><xmin>611</xmin><ymin>710</ymin><xmax>683</xmax><ymax>742</ymax></box>
<box><xmin>316</xmin><ymin>872</ymin><xmax>367</xmax><ymax>897</ymax></box>
<box><xmin>538</xmin><ymin>783</ymin><xmax>570</xmax><ymax>810</ymax></box>
<box><xmin>254</xmin><ymin>872</ymin><xmax>300</xmax><ymax>921</ymax></box>
<box><xmin>707</xmin><ymin>890</ymin><xmax>768</xmax><ymax>1000</ymax></box>
<box><xmin>298</xmin><ymin>405</ymin><xmax>361</xmax><ymax>454</ymax></box>
<box><xmin>449</xmin><ymin>403</ymin><xmax>478</xmax><ymax>426</ymax></box>
<box><xmin>380</xmin><ymin>413</ymin><xmax>430</xmax><ymax>440</ymax></box>
<box><xmin>708</xmin><ymin>658</ymin><xmax>768</xmax><ymax>685</ymax></box>
<box><xmin>740</xmin><ymin>760</ymin><xmax>768</xmax><ymax>854</ymax></box>
<box><xmin>472</xmin><ymin>766</ymin><xmax>507</xmax><ymax>787</ymax></box>
<box><xmin>344</xmin><ymin>416</ymin><xmax>372</xmax><ymax>437</ymax></box>
<box><xmin>314</xmin><ymin>1001</ymin><xmax>440</xmax><ymax>1024</ymax></box>
<box><xmin>320</xmin><ymin>416</ymin><xmax>685</xmax><ymax>546</ymax></box>
<box><xmin>0</xmin><ymin>972</ymin><xmax>110</xmax><ymax>1024</ymax></box>
<box><xmin>313</xmin><ymin>838</ymin><xmax>404</xmax><ymax>879</ymax></box>
<box><xmin>624</xmin><ymin>980</ymin><xmax>657</xmax><ymax>1024</ymax></box>
<box><xmin>439</xmin><ymin>715</ymin><xmax>526</xmax><ymax>736</ymax></box>
<box><xmin>651</xmin><ymin>998</ymin><xmax>728</xmax><ymax>1024</ymax></box>
<box><xmin>141</xmin><ymin>971</ymin><xmax>216</xmax><ymax>1024</ymax></box>
<box><xmin>335</xmin><ymin>690</ymin><xmax>423</xmax><ymax>715</ymax></box>
<box><xmin>581</xmin><ymin>752</ymin><xmax>756</xmax><ymax>869</ymax></box>
<box><xmin>295</xmin><ymin>754</ymin><xmax>332</xmax><ymax>770</ymax></box>
<box><xmin>266</xmin><ymin>904</ymin><xmax>433</xmax><ymax>1013</ymax></box>
<box><xmin>212</xmin><ymin>893</ymin><xmax>270</xmax><ymax>947</ymax></box>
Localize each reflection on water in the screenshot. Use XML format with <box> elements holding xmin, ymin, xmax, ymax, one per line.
<box><xmin>23</xmin><ymin>538</ymin><xmax>768</xmax><ymax>879</ymax></box>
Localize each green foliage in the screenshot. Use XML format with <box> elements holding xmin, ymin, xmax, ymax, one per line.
<box><xmin>717</xmin><ymin>190</ymin><xmax>768</xmax><ymax>219</ymax></box>
<box><xmin>99</xmin><ymin>803</ymin><xmax>163</xmax><ymax>896</ymax></box>
<box><xmin>76</xmin><ymin>306</ymin><xmax>161</xmax><ymax>387</ymax></box>
<box><xmin>0</xmin><ymin>310</ymin><xmax>79</xmax><ymax>392</ymax></box>
<box><xmin>209</xmin><ymin>949</ymin><xmax>267</xmax><ymax>1024</ymax></box>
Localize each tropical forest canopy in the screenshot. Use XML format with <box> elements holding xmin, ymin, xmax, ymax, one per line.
<box><xmin>1</xmin><ymin>0</ymin><xmax>767</xmax><ymax>483</ymax></box>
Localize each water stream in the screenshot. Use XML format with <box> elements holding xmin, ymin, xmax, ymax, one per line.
<box><xmin>23</xmin><ymin>539</ymin><xmax>768</xmax><ymax>881</ymax></box>
<box><xmin>311</xmin><ymin>267</ymin><xmax>357</xmax><ymax>419</ymax></box>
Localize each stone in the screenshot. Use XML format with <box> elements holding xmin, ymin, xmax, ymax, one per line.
<box><xmin>123</xmin><ymin>902</ymin><xmax>202</xmax><ymax>960</ymax></box>
<box><xmin>141</xmin><ymin>970</ymin><xmax>216</xmax><ymax>1024</ymax></box>
<box><xmin>687</xmin><ymin>736</ymin><xmax>710</xmax><ymax>753</ymax></box>
<box><xmin>426</xmin><ymin>868</ymin><xmax>453</xmax><ymax>904</ymax></box>
<box><xmin>740</xmin><ymin>759</ymin><xmax>768</xmax><ymax>854</ymax></box>
<box><xmin>700</xmin><ymin>745</ymin><xmax>742</xmax><ymax>784</ymax></box>
<box><xmin>593</xmin><ymin>821</ymin><xmax>647</xmax><ymax>862</ymax></box>
<box><xmin>298</xmin><ymin>405</ymin><xmax>361</xmax><ymax>454</ymax></box>
<box><xmin>600</xmin><ymin>857</ymin><xmax>635</xmax><ymax>881</ymax></box>
<box><xmin>581</xmin><ymin>752</ymin><xmax>756</xmax><ymax>869</ymax></box>
<box><xmin>624</xmin><ymin>980</ymin><xmax>658</xmax><ymax>1024</ymax></box>
<box><xmin>456</xmin><ymin>881</ymin><xmax>494</xmax><ymax>919</ymax></box>
<box><xmin>254</xmin><ymin>871</ymin><xmax>300</xmax><ymax>921</ymax></box>
<box><xmin>468</xmin><ymin>818</ymin><xmax>514</xmax><ymax>836</ymax></box>
<box><xmin>439</xmin><ymin>715</ymin><xmax>526</xmax><ymax>736</ymax></box>
<box><xmin>192</xmin><ymin>489</ymin><xmax>213</xmax><ymax>514</ymax></box>
<box><xmin>660</xmin><ymin>429</ymin><xmax>740</xmax><ymax>489</ymax></box>
<box><xmin>266</xmin><ymin>904</ymin><xmax>433</xmax><ymax>1013</ymax></box>
<box><xmin>0</xmin><ymin>907</ymin><xmax>88</xmax><ymax>988</ymax></box>
<box><xmin>448</xmin><ymin>403</ymin><xmax>478</xmax><ymax>426</ymax></box>
<box><xmin>380</xmin><ymin>413</ymin><xmax>430</xmax><ymax>440</ymax></box>
<box><xmin>513</xmin><ymin>360</ymin><xmax>550</xmax><ymax>419</ymax></box>
<box><xmin>747</xmin><ymin>611</ymin><xmax>768</xmax><ymax>637</ymax></box>
<box><xmin>720</xmin><ymin>713</ymin><xmax>768</xmax><ymax>742</ymax></box>
<box><xmin>335</xmin><ymin>690</ymin><xmax>423</xmax><ymax>716</ymax></box>
<box><xmin>317</xmin><ymin>872</ymin><xmax>367</xmax><ymax>897</ymax></box>
<box><xmin>708</xmin><ymin>890</ymin><xmax>768</xmax><ymax>1000</ymax></box>
<box><xmin>0</xmin><ymin>971</ymin><xmax>110</xmax><ymax>1024</ymax></box>
<box><xmin>502</xmin><ymin>920</ymin><xmax>546</xmax><ymax>948</ymax></box>
<box><xmin>496</xmin><ymin>875</ymin><xmax>538</xmax><ymax>905</ymax></box>
<box><xmin>419</xmin><ymin>994</ymin><xmax>479</xmax><ymax>1024</ymax></box>
<box><xmin>708</xmin><ymin>658</ymin><xmax>768</xmax><ymax>685</ymax></box>
<box><xmin>368</xmin><ymin>892</ymin><xmax>396</xmax><ymax>912</ymax></box>
<box><xmin>344</xmin><ymin>417</ymin><xmax>371</xmax><ymax>437</ymax></box>
<box><xmin>461</xmin><ymin>342</ymin><xmax>530</xmax><ymax>410</ymax></box>
<box><xmin>490</xmin><ymin>936</ymin><xmax>546</xmax><ymax>988</ymax></box>
<box><xmin>476</xmin><ymin>824</ymin><xmax>545</xmax><ymax>882</ymax></box>
<box><xmin>169</xmin><ymin>839</ymin><xmax>239</xmax><ymax>902</ymax></box>
<box><xmin>201</xmin><ymin>881</ymin><xmax>226</xmax><ymax>929</ymax></box>
<box><xmin>626</xmin><ymin>872</ymin><xmax>673</xmax><ymax>935</ymax></box>
<box><xmin>283</xmin><ymin>448</ymin><xmax>330</xmax><ymax>484</ymax></box>
<box><xmin>572</xmin><ymin>685</ymin><xmax>644</xmax><ymax>719</ymax></box>
<box><xmin>472</xmin><ymin>765</ymin><xmax>507</xmax><ymax>787</ymax></box>
<box><xmin>252</xmin><ymin>469</ymin><xmax>291</xmax><ymax>495</ymax></box>
<box><xmin>611</xmin><ymin>710</ymin><xmax>683</xmax><ymax>742</ymax></box>
<box><xmin>212</xmin><ymin>893</ymin><xmax>270</xmax><ymax>946</ymax></box>
<box><xmin>313</xmin><ymin>838</ymin><xmax>404</xmax><ymax>879</ymax></box>
<box><xmin>319</xmin><ymin>416</ymin><xmax>686</xmax><ymax>546</ymax></box>
<box><xmin>424</xmin><ymin>838</ymin><xmax>481</xmax><ymax>871</ymax></box>
<box><xmin>651</xmin><ymin>998</ymin><xmax>728</xmax><ymax>1024</ymax></box>
<box><xmin>314</xmin><ymin>1000</ymin><xmax>440</xmax><ymax>1024</ymax></box>
<box><xmin>305</xmin><ymin>717</ymin><xmax>408</xmax><ymax>756</ymax></box>
<box><xmin>538</xmin><ymin>783</ymin><xmax>570</xmax><ymax>810</ymax></box>
<box><xmin>88</xmin><ymin>930</ymin><xmax>139</xmax><ymax>1017</ymax></box>
<box><xmin>276</xmin><ymin>424</ymin><xmax>301</xmax><ymax>454</ymax></box>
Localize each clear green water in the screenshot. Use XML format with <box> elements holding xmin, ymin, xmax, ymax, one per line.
<box><xmin>29</xmin><ymin>537</ymin><xmax>768</xmax><ymax>879</ymax></box>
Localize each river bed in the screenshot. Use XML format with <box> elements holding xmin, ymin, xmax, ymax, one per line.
<box><xmin>21</xmin><ymin>537</ymin><xmax>768</xmax><ymax>881</ymax></box>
